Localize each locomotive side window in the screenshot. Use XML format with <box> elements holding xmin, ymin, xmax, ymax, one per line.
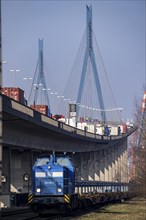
<box><xmin>35</xmin><ymin>158</ymin><xmax>50</xmax><ymax>166</ymax></box>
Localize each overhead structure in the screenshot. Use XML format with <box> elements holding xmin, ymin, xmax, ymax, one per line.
<box><xmin>77</xmin><ymin>5</ymin><xmax>106</xmax><ymax>122</ymax></box>
<box><xmin>29</xmin><ymin>39</ymin><xmax>51</xmax><ymax>115</ymax></box>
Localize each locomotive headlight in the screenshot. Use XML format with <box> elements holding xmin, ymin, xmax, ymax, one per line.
<box><xmin>36</xmin><ymin>188</ymin><xmax>41</xmax><ymax>193</ymax></box>
<box><xmin>48</xmin><ymin>166</ymin><xmax>51</xmax><ymax>170</ymax></box>
<box><xmin>57</xmin><ymin>188</ymin><xmax>62</xmax><ymax>193</ymax></box>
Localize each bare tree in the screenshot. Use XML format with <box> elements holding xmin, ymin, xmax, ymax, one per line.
<box><xmin>129</xmin><ymin>95</ymin><xmax>146</xmax><ymax>196</ymax></box>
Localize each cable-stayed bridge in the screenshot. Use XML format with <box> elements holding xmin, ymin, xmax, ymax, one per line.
<box><xmin>28</xmin><ymin>5</ymin><xmax>123</xmax><ymax>125</ymax></box>
<box><xmin>0</xmin><ymin>5</ymin><xmax>138</xmax><ymax>208</ymax></box>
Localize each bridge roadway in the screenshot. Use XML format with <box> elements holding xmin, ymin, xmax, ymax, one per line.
<box><xmin>1</xmin><ymin>93</ymin><xmax>137</xmax><ymax>207</ymax></box>
<box><xmin>2</xmin><ymin>94</ymin><xmax>136</xmax><ymax>152</ymax></box>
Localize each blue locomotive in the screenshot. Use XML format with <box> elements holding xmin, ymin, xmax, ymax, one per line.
<box><xmin>29</xmin><ymin>154</ymin><xmax>78</xmax><ymax>214</ymax></box>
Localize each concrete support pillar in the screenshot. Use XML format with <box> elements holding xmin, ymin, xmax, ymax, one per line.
<box><xmin>108</xmin><ymin>149</ymin><xmax>112</xmax><ymax>181</ymax></box>
<box><xmin>80</xmin><ymin>151</ymin><xmax>99</xmax><ymax>181</ymax></box>
<box><xmin>72</xmin><ymin>152</ymin><xmax>81</xmax><ymax>181</ymax></box>
<box><xmin>121</xmin><ymin>142</ymin><xmax>128</xmax><ymax>182</ymax></box>
<box><xmin>94</xmin><ymin>151</ymin><xmax>100</xmax><ymax>181</ymax></box>
<box><xmin>111</xmin><ymin>146</ymin><xmax>116</xmax><ymax>181</ymax></box>
<box><xmin>120</xmin><ymin>147</ymin><xmax>124</xmax><ymax>182</ymax></box>
<box><xmin>124</xmin><ymin>148</ymin><xmax>128</xmax><ymax>182</ymax></box>
<box><xmin>114</xmin><ymin>144</ymin><xmax>119</xmax><ymax>182</ymax></box>
<box><xmin>80</xmin><ymin>152</ymin><xmax>89</xmax><ymax>180</ymax></box>
<box><xmin>88</xmin><ymin>152</ymin><xmax>94</xmax><ymax>180</ymax></box>
<box><xmin>117</xmin><ymin>144</ymin><xmax>122</xmax><ymax>182</ymax></box>
<box><xmin>104</xmin><ymin>149</ymin><xmax>109</xmax><ymax>181</ymax></box>
<box><xmin>99</xmin><ymin>150</ymin><xmax>105</xmax><ymax>181</ymax></box>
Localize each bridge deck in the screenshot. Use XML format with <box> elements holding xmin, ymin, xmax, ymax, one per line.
<box><xmin>2</xmin><ymin>94</ymin><xmax>137</xmax><ymax>152</ymax></box>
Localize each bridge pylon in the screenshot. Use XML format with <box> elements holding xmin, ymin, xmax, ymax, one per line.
<box><xmin>29</xmin><ymin>39</ymin><xmax>51</xmax><ymax>115</ymax></box>
<box><xmin>77</xmin><ymin>5</ymin><xmax>106</xmax><ymax>122</ymax></box>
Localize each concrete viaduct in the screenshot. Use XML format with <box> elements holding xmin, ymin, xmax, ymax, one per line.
<box><xmin>1</xmin><ymin>94</ymin><xmax>136</xmax><ymax>207</ymax></box>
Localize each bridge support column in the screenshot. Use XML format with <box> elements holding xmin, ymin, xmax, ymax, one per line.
<box><xmin>99</xmin><ymin>150</ymin><xmax>105</xmax><ymax>181</ymax></box>
<box><xmin>80</xmin><ymin>151</ymin><xmax>99</xmax><ymax>181</ymax></box>
<box><xmin>121</xmin><ymin>141</ymin><xmax>128</xmax><ymax>182</ymax></box>
<box><xmin>80</xmin><ymin>152</ymin><xmax>88</xmax><ymax>180</ymax></box>
<box><xmin>121</xmin><ymin>151</ymin><xmax>125</xmax><ymax>182</ymax></box>
<box><xmin>108</xmin><ymin>149</ymin><xmax>112</xmax><ymax>181</ymax></box>
<box><xmin>94</xmin><ymin>151</ymin><xmax>100</xmax><ymax>181</ymax></box>
<box><xmin>104</xmin><ymin>149</ymin><xmax>109</xmax><ymax>181</ymax></box>
<box><xmin>73</xmin><ymin>153</ymin><xmax>81</xmax><ymax>181</ymax></box>
<box><xmin>124</xmin><ymin>148</ymin><xmax>128</xmax><ymax>182</ymax></box>
<box><xmin>114</xmin><ymin>144</ymin><xmax>119</xmax><ymax>181</ymax></box>
<box><xmin>111</xmin><ymin>146</ymin><xmax>116</xmax><ymax>181</ymax></box>
<box><xmin>89</xmin><ymin>152</ymin><xmax>95</xmax><ymax>180</ymax></box>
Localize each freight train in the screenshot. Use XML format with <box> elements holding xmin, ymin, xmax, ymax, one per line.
<box><xmin>29</xmin><ymin>154</ymin><xmax>134</xmax><ymax>215</ymax></box>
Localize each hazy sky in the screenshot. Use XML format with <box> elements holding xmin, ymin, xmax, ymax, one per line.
<box><xmin>1</xmin><ymin>0</ymin><xmax>145</xmax><ymax>121</ymax></box>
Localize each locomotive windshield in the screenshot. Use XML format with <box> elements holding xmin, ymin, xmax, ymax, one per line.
<box><xmin>57</xmin><ymin>157</ymin><xmax>72</xmax><ymax>167</ymax></box>
<box><xmin>34</xmin><ymin>155</ymin><xmax>73</xmax><ymax>169</ymax></box>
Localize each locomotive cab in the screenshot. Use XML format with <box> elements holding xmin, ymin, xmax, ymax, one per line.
<box><xmin>30</xmin><ymin>154</ymin><xmax>77</xmax><ymax>214</ymax></box>
<box><xmin>32</xmin><ymin>154</ymin><xmax>75</xmax><ymax>196</ymax></box>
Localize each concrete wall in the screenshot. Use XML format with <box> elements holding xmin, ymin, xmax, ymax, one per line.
<box><xmin>1</xmin><ymin>147</ymin><xmax>32</xmax><ymax>207</ymax></box>
<box><xmin>74</xmin><ymin>139</ymin><xmax>128</xmax><ymax>183</ymax></box>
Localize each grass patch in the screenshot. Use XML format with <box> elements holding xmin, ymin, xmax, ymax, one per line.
<box><xmin>67</xmin><ymin>197</ymin><xmax>146</xmax><ymax>220</ymax></box>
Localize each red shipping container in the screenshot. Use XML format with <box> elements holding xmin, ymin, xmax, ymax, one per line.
<box><xmin>1</xmin><ymin>87</ymin><xmax>25</xmax><ymax>104</ymax></box>
<box><xmin>30</xmin><ymin>105</ymin><xmax>48</xmax><ymax>116</ymax></box>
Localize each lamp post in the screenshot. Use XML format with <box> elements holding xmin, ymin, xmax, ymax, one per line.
<box><xmin>23</xmin><ymin>77</ymin><xmax>32</xmax><ymax>101</ymax></box>
<box><xmin>50</xmin><ymin>92</ymin><xmax>58</xmax><ymax>114</ymax></box>
<box><xmin>9</xmin><ymin>69</ymin><xmax>20</xmax><ymax>87</ymax></box>
<box><xmin>42</xmin><ymin>87</ymin><xmax>51</xmax><ymax>104</ymax></box>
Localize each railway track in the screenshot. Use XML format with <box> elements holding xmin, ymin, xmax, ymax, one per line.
<box><xmin>1</xmin><ymin>208</ymin><xmax>61</xmax><ymax>220</ymax></box>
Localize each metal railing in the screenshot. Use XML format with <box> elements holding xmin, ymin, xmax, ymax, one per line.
<box><xmin>75</xmin><ymin>180</ymin><xmax>129</xmax><ymax>194</ymax></box>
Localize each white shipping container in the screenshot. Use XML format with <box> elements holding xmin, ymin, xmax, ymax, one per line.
<box><xmin>77</xmin><ymin>122</ymin><xmax>82</xmax><ymax>130</ymax></box>
<box><xmin>86</xmin><ymin>124</ymin><xmax>95</xmax><ymax>133</ymax></box>
<box><xmin>66</xmin><ymin>118</ymin><xmax>76</xmax><ymax>127</ymax></box>
<box><xmin>77</xmin><ymin>122</ymin><xmax>87</xmax><ymax>130</ymax></box>
<box><xmin>96</xmin><ymin>124</ymin><xmax>104</xmax><ymax>135</ymax></box>
<box><xmin>110</xmin><ymin>126</ymin><xmax>118</xmax><ymax>136</ymax></box>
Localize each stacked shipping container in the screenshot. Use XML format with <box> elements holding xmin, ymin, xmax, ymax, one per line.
<box><xmin>1</xmin><ymin>87</ymin><xmax>25</xmax><ymax>104</ymax></box>
<box><xmin>30</xmin><ymin>105</ymin><xmax>48</xmax><ymax>116</ymax></box>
